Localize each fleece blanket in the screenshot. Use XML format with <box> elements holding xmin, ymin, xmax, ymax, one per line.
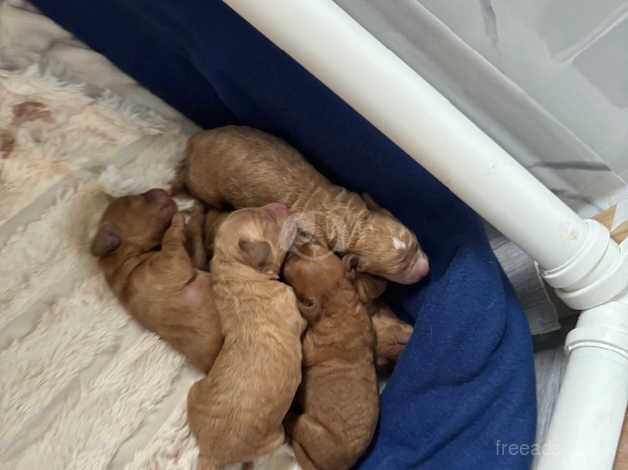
<box><xmin>0</xmin><ymin>61</ymin><xmax>301</xmax><ymax>469</ymax></box>
<box><xmin>30</xmin><ymin>1</ymin><xmax>537</xmax><ymax>468</ymax></box>
<box><xmin>0</xmin><ymin>64</ymin><xmax>206</xmax><ymax>469</ymax></box>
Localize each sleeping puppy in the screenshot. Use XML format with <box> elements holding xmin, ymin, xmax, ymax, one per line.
<box><xmin>187</xmin><ymin>203</ymin><xmax>306</xmax><ymax>470</ymax></box>
<box><xmin>202</xmin><ymin>207</ymin><xmax>413</xmax><ymax>371</ymax></box>
<box><xmin>90</xmin><ymin>189</ymin><xmax>222</xmax><ymax>373</ymax></box>
<box><xmin>182</xmin><ymin>125</ymin><xmax>429</xmax><ymax>284</ymax></box>
<box><xmin>282</xmin><ymin>243</ymin><xmax>379</xmax><ymax>470</ymax></box>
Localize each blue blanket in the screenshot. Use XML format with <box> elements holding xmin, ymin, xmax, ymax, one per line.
<box><xmin>33</xmin><ymin>1</ymin><xmax>536</xmax><ymax>468</ymax></box>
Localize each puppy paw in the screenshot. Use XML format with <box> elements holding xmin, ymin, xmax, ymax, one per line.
<box><xmin>163</xmin><ymin>213</ymin><xmax>186</xmax><ymax>245</ymax></box>
<box><xmin>171</xmin><ymin>212</ymin><xmax>185</xmax><ymax>229</ymax></box>
<box><xmin>187</xmin><ymin>204</ymin><xmax>205</xmax><ymax>233</ymax></box>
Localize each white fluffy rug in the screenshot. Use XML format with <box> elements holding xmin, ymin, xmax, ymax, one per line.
<box><xmin>0</xmin><ymin>61</ymin><xmax>297</xmax><ymax>469</ymax></box>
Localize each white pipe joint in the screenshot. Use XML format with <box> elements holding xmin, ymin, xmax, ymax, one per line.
<box><xmin>542</xmin><ymin>220</ymin><xmax>611</xmax><ymax>290</ymax></box>
<box><xmin>542</xmin><ymin>220</ymin><xmax>628</xmax><ymax>310</ymax></box>
<box><xmin>540</xmin><ymin>223</ymin><xmax>628</xmax><ymax>470</ymax></box>
<box><xmin>566</xmin><ymin>301</ymin><xmax>628</xmax><ymax>360</ymax></box>
<box><xmin>218</xmin><ymin>2</ymin><xmax>628</xmax><ymax>468</ymax></box>
<box><xmin>537</xmin><ymin>299</ymin><xmax>628</xmax><ymax>470</ymax></box>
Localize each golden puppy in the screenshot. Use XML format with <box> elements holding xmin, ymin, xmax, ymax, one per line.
<box><xmin>187</xmin><ymin>203</ymin><xmax>306</xmax><ymax>470</ymax></box>
<box><xmin>282</xmin><ymin>243</ymin><xmax>379</xmax><ymax>470</ymax></box>
<box><xmin>182</xmin><ymin>126</ymin><xmax>429</xmax><ymax>284</ymax></box>
<box><xmin>90</xmin><ymin>190</ymin><xmax>222</xmax><ymax>373</ymax></box>
<box><xmin>201</xmin><ymin>209</ymin><xmax>414</xmax><ymax>370</ymax></box>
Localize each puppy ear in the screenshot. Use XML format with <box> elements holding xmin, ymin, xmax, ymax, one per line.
<box><xmin>90</xmin><ymin>227</ymin><xmax>121</xmax><ymax>257</ymax></box>
<box><xmin>238</xmin><ymin>239</ymin><xmax>271</xmax><ymax>267</ymax></box>
<box><xmin>297</xmin><ymin>298</ymin><xmax>320</xmax><ymax>324</ymax></box>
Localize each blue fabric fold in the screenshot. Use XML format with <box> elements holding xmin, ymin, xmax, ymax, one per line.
<box><xmin>32</xmin><ymin>1</ymin><xmax>536</xmax><ymax>467</ymax></box>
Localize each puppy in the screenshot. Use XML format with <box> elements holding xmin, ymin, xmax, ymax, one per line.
<box><xmin>90</xmin><ymin>189</ymin><xmax>221</xmax><ymax>373</ymax></box>
<box><xmin>182</xmin><ymin>126</ymin><xmax>429</xmax><ymax>284</ymax></box>
<box><xmin>201</xmin><ymin>210</ymin><xmax>414</xmax><ymax>370</ymax></box>
<box><xmin>187</xmin><ymin>203</ymin><xmax>306</xmax><ymax>470</ymax></box>
<box><xmin>282</xmin><ymin>243</ymin><xmax>379</xmax><ymax>470</ymax></box>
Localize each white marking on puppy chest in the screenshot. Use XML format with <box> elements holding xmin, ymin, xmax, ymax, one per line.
<box><xmin>393</xmin><ymin>237</ymin><xmax>406</xmax><ymax>250</ymax></box>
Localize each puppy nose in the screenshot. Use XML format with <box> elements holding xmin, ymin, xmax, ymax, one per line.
<box><xmin>415</xmin><ymin>257</ymin><xmax>430</xmax><ymax>278</ymax></box>
<box><xmin>143</xmin><ymin>188</ymin><xmax>170</xmax><ymax>203</ymax></box>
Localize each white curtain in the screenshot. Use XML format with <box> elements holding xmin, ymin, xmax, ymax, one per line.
<box><xmin>335</xmin><ymin>0</ymin><xmax>628</xmax><ymax>216</ymax></box>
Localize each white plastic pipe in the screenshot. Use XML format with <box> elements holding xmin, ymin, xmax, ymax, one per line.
<box><xmin>221</xmin><ymin>1</ymin><xmax>628</xmax><ymax>469</ymax></box>
<box><xmin>223</xmin><ymin>0</ymin><xmax>586</xmax><ymax>271</ymax></box>
<box><xmin>537</xmin><ymin>299</ymin><xmax>628</xmax><ymax>470</ymax></box>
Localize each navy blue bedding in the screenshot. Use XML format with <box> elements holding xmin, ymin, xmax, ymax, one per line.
<box><xmin>32</xmin><ymin>1</ymin><xmax>536</xmax><ymax>468</ymax></box>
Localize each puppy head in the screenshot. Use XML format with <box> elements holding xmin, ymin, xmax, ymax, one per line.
<box><xmin>91</xmin><ymin>189</ymin><xmax>177</xmax><ymax>258</ymax></box>
<box><xmin>282</xmin><ymin>243</ymin><xmax>345</xmax><ymax>321</ymax></box>
<box><xmin>213</xmin><ymin>203</ymin><xmax>297</xmax><ymax>276</ymax></box>
<box><xmin>351</xmin><ymin>193</ymin><xmax>429</xmax><ymax>285</ymax></box>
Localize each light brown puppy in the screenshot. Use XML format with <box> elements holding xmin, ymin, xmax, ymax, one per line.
<box><xmin>203</xmin><ymin>209</ymin><xmax>413</xmax><ymax>370</ymax></box>
<box><xmin>187</xmin><ymin>203</ymin><xmax>306</xmax><ymax>470</ymax></box>
<box><xmin>282</xmin><ymin>243</ymin><xmax>379</xmax><ymax>470</ymax></box>
<box><xmin>90</xmin><ymin>190</ymin><xmax>222</xmax><ymax>373</ymax></box>
<box><xmin>182</xmin><ymin>125</ymin><xmax>429</xmax><ymax>284</ymax></box>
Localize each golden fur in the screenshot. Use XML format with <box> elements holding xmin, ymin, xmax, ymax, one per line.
<box><xmin>182</xmin><ymin>126</ymin><xmax>429</xmax><ymax>284</ymax></box>
<box><xmin>187</xmin><ymin>204</ymin><xmax>306</xmax><ymax>470</ymax></box>
<box><xmin>282</xmin><ymin>243</ymin><xmax>379</xmax><ymax>470</ymax></box>
<box><xmin>201</xmin><ymin>209</ymin><xmax>414</xmax><ymax>370</ymax></box>
<box><xmin>370</xmin><ymin>302</ymin><xmax>413</xmax><ymax>371</ymax></box>
<box><xmin>203</xmin><ymin>208</ymin><xmax>229</xmax><ymax>258</ymax></box>
<box><xmin>90</xmin><ymin>190</ymin><xmax>222</xmax><ymax>373</ymax></box>
<box><xmin>352</xmin><ymin>273</ymin><xmax>414</xmax><ymax>371</ymax></box>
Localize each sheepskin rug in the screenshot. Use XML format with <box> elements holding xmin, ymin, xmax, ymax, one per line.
<box><xmin>0</xmin><ymin>63</ymin><xmax>296</xmax><ymax>470</ymax></box>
